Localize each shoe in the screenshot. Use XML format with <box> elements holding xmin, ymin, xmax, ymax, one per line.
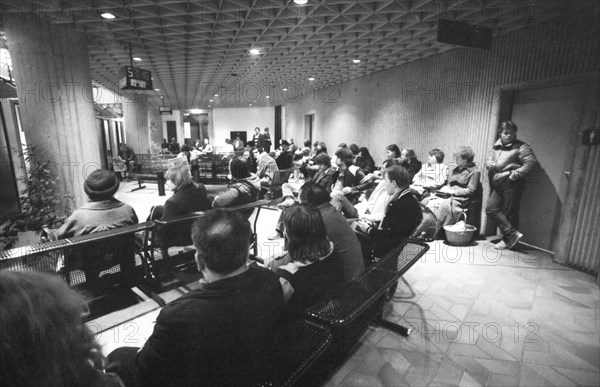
<box><xmin>493</xmin><ymin>240</ymin><xmax>508</xmax><ymax>250</ymax></box>
<box><xmin>277</xmin><ymin>198</ymin><xmax>296</xmax><ymax>210</ymax></box>
<box><xmin>506</xmin><ymin>232</ymin><xmax>523</xmax><ymax>250</ymax></box>
<box><xmin>268</xmin><ymin>231</ymin><xmax>283</xmax><ymax>240</ymax></box>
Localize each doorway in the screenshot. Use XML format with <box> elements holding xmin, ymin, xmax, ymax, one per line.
<box><xmin>304</xmin><ymin>113</ymin><xmax>315</xmax><ymax>144</ymax></box>
<box><xmin>501</xmin><ymin>82</ymin><xmax>586</xmax><ymax>251</ymax></box>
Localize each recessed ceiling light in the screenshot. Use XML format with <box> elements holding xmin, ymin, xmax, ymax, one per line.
<box><xmin>101</xmin><ymin>13</ymin><xmax>115</xmax><ymax>19</ymax></box>
<box><xmin>282</xmin><ymin>88</ymin><xmax>288</xmax><ymax>91</ymax></box>
<box><xmin>214</xmin><ymin>94</ymin><xmax>219</xmax><ymax>97</ymax></box>
<box><xmin>294</xmin><ymin>0</ymin><xmax>308</xmax><ymax>4</ymax></box>
<box><xmin>308</xmin><ymin>77</ymin><xmax>315</xmax><ymax>81</ymax></box>
<box><xmin>249</xmin><ymin>48</ymin><xmax>260</xmax><ymax>55</ymax></box>
<box><xmin>154</xmin><ymin>88</ymin><xmax>160</xmax><ymax>91</ymax></box>
<box><xmin>266</xmin><ymin>96</ymin><xmax>270</xmax><ymax>99</ymax></box>
<box><xmin>183</xmin><ymin>113</ymin><xmax>190</xmax><ymax>116</ymax></box>
<box><xmin>133</xmin><ymin>57</ymin><xmax>142</xmax><ymax>61</ymax></box>
<box><xmin>352</xmin><ymin>59</ymin><xmax>361</xmax><ymax>63</ymax></box>
<box><xmin>209</xmin><ymin>99</ymin><xmax>213</xmax><ymax>102</ymax></box>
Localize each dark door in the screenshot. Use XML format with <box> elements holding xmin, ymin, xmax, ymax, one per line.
<box><xmin>230</xmin><ymin>131</ymin><xmax>247</xmax><ymax>146</ymax></box>
<box><xmin>275</xmin><ymin>105</ymin><xmax>282</xmax><ymax>149</ymax></box>
<box><xmin>166</xmin><ymin>121</ymin><xmax>177</xmax><ymax>142</ymax></box>
<box><xmin>507</xmin><ymin>83</ymin><xmax>586</xmax><ymax>251</ymax></box>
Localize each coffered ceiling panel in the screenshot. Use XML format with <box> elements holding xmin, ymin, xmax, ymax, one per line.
<box><xmin>0</xmin><ymin>0</ymin><xmax>595</xmax><ymax>110</ymax></box>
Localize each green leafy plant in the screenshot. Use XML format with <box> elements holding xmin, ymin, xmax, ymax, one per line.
<box><xmin>0</xmin><ymin>146</ymin><xmax>73</xmax><ymax>250</ymax></box>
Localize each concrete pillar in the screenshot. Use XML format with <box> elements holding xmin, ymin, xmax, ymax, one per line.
<box><xmin>4</xmin><ymin>16</ymin><xmax>101</xmax><ymax>209</ymax></box>
<box><xmin>147</xmin><ymin>103</ymin><xmax>163</xmax><ymax>147</ymax></box>
<box><xmin>123</xmin><ymin>94</ymin><xmax>149</xmax><ymax>153</ymax></box>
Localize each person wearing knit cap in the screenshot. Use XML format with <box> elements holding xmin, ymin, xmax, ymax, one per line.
<box><xmin>276</xmin><ymin>139</ymin><xmax>293</xmax><ymax>170</ymax></box>
<box><xmin>45</xmin><ymin>169</ymin><xmax>138</xmax><ymax>241</ymax></box>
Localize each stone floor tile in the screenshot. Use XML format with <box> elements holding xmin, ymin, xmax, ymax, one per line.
<box><xmin>380</xmin><ymin>348</ymin><xmax>411</xmax><ymax>374</ymax></box>
<box><xmin>449</xmin><ymin>355</ymin><xmax>491</xmax><ymax>386</ymax></box>
<box><xmin>447</xmin><ymin>343</ymin><xmax>490</xmax><ymax>359</ymax></box>
<box><xmin>476</xmin><ymin>336</ymin><xmax>519</xmax><ymax>362</ymax></box>
<box><xmin>554</xmin><ymin>366</ymin><xmax>600</xmax><ymax>386</ymax></box>
<box><xmin>473</xmin><ymin>358</ymin><xmax>520</xmax><ymax>376</ymax></box>
<box><xmin>355</xmin><ymin>347</ymin><xmax>388</xmax><ymax>375</ymax></box>
<box><xmin>487</xmin><ymin>374</ymin><xmax>519</xmax><ymax>387</ymax></box>
<box><xmin>340</xmin><ymin>372</ymin><xmax>384</xmax><ymax>387</ymax></box>
<box><xmin>378</xmin><ymin>362</ymin><xmax>410</xmax><ymax>386</ymax></box>
<box><xmin>458</xmin><ymin>372</ymin><xmax>483</xmax><ymax>387</ymax></box>
<box><xmin>519</xmin><ymin>363</ymin><xmax>578</xmax><ymax>387</ymax></box>
<box><xmin>431</xmin><ymin>358</ymin><xmax>465</xmax><ymax>386</ymax></box>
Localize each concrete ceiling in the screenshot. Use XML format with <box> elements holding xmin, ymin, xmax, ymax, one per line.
<box><xmin>0</xmin><ymin>0</ymin><xmax>595</xmax><ymax>110</ymax></box>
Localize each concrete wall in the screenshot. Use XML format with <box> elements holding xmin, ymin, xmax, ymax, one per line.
<box><xmin>284</xmin><ymin>9</ymin><xmax>599</xmax><ymax>168</ymax></box>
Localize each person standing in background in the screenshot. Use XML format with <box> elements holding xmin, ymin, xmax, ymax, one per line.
<box><xmin>486</xmin><ymin>120</ymin><xmax>539</xmax><ymax>251</ymax></box>
<box><xmin>263</xmin><ymin>127</ymin><xmax>272</xmax><ymax>153</ymax></box>
<box><xmin>252</xmin><ymin>127</ymin><xmax>264</xmax><ymax>148</ymax></box>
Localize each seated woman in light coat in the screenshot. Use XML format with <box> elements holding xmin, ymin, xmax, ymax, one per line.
<box><xmin>422</xmin><ymin>146</ymin><xmax>481</xmax><ymax>227</ymax></box>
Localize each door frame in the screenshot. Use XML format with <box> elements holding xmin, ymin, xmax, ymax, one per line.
<box><xmin>487</xmin><ymin>73</ymin><xmax>596</xmax><ymax>248</ymax></box>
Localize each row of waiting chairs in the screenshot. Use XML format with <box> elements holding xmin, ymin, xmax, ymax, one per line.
<box><xmin>0</xmin><ymin>201</ymin><xmax>430</xmax><ymax>386</ymax></box>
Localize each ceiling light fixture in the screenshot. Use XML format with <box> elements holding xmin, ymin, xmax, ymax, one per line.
<box><xmin>266</xmin><ymin>96</ymin><xmax>270</xmax><ymax>99</ymax></box>
<box><xmin>190</xmin><ymin>109</ymin><xmax>203</xmax><ymax>114</ymax></box>
<box><xmin>214</xmin><ymin>94</ymin><xmax>219</xmax><ymax>97</ymax></box>
<box><xmin>294</xmin><ymin>0</ymin><xmax>308</xmax><ymax>5</ymax></box>
<box><xmin>209</xmin><ymin>99</ymin><xmax>213</xmax><ymax>102</ymax></box>
<box><xmin>101</xmin><ymin>13</ymin><xmax>115</xmax><ymax>19</ymax></box>
<box><xmin>308</xmin><ymin>77</ymin><xmax>315</xmax><ymax>81</ymax></box>
<box><xmin>249</xmin><ymin>48</ymin><xmax>260</xmax><ymax>55</ymax></box>
<box><xmin>154</xmin><ymin>88</ymin><xmax>160</xmax><ymax>91</ymax></box>
<box><xmin>133</xmin><ymin>57</ymin><xmax>142</xmax><ymax>61</ymax></box>
<box><xmin>282</xmin><ymin>88</ymin><xmax>288</xmax><ymax>91</ymax></box>
<box><xmin>352</xmin><ymin>59</ymin><xmax>361</xmax><ymax>63</ymax></box>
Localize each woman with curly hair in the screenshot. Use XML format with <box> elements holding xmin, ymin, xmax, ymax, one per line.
<box><xmin>423</xmin><ymin>146</ymin><xmax>481</xmax><ymax>227</ymax></box>
<box><xmin>0</xmin><ymin>271</ymin><xmax>122</xmax><ymax>387</ymax></box>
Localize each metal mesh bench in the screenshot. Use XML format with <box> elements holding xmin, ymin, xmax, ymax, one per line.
<box><xmin>0</xmin><ymin>222</ymin><xmax>162</xmax><ymax>315</ymax></box>
<box><xmin>303</xmin><ymin>240</ymin><xmax>429</xmax><ymax>360</ymax></box>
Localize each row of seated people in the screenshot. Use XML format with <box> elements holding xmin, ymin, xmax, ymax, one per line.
<box><xmin>1</xmin><ymin>180</ymin><xmax>420</xmax><ymax>386</ymax></box>
<box><xmin>267</xmin><ymin>141</ymin><xmax>482</xmax><ymax>243</ymax></box>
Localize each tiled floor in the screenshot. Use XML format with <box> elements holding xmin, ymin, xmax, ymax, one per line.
<box><xmin>94</xmin><ymin>182</ymin><xmax>600</xmax><ymax>386</ymax></box>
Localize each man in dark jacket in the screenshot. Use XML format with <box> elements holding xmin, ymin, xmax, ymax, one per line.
<box><xmin>276</xmin><ymin>140</ymin><xmax>294</xmax><ymax>170</ymax></box>
<box><xmin>136</xmin><ymin>209</ymin><xmax>285</xmax><ymax>386</ymax></box>
<box><xmin>486</xmin><ymin>121</ymin><xmax>539</xmax><ymax>250</ymax></box>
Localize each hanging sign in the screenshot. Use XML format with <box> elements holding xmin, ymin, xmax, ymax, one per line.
<box><xmin>119</xmin><ymin>66</ymin><xmax>153</xmax><ymax>90</ymax></box>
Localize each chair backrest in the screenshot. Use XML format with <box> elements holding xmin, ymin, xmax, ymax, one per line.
<box><xmin>304</xmin><ymin>240</ymin><xmax>429</xmax><ymax>326</ymax></box>
<box><xmin>242</xmin><ymin>320</ymin><xmax>332</xmax><ymax>387</ymax></box>
<box><xmin>0</xmin><ymin>222</ymin><xmax>154</xmax><ymax>290</ymax></box>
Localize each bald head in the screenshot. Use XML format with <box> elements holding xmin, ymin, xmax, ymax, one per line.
<box><xmin>192</xmin><ymin>209</ymin><xmax>252</xmax><ymax>274</ymax></box>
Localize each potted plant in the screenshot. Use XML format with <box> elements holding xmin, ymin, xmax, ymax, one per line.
<box><xmin>0</xmin><ymin>146</ymin><xmax>73</xmax><ymax>250</ymax></box>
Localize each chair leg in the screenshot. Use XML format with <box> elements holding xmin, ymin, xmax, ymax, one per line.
<box><xmin>377</xmin><ymin>319</ymin><xmax>412</xmax><ymax>336</ymax></box>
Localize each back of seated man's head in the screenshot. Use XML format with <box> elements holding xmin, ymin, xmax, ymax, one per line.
<box><xmin>298</xmin><ymin>181</ymin><xmax>330</xmax><ymax>206</ymax></box>
<box><xmin>334</xmin><ymin>148</ymin><xmax>354</xmax><ymax>166</ymax></box>
<box><xmin>192</xmin><ymin>209</ymin><xmax>252</xmax><ymax>274</ymax></box>
<box><xmin>229</xmin><ymin>155</ymin><xmax>251</xmax><ymax>179</ymax></box>
<box><xmin>313</xmin><ymin>153</ymin><xmax>331</xmax><ymax>167</ymax></box>
<box><xmin>382</xmin><ymin>158</ymin><xmax>401</xmax><ymax>169</ymax></box>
